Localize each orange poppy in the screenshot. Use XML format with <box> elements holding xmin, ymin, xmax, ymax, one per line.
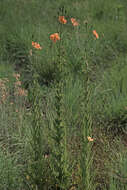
<box><xmin>59</xmin><ymin>16</ymin><xmax>67</xmax><ymax>24</ymax></box>
<box><xmin>87</xmin><ymin>136</ymin><xmax>94</xmax><ymax>142</ymax></box>
<box><xmin>71</xmin><ymin>18</ymin><xmax>79</xmax><ymax>26</ymax></box>
<box><xmin>32</xmin><ymin>41</ymin><xmax>42</xmax><ymax>49</ymax></box>
<box><xmin>50</xmin><ymin>33</ymin><xmax>60</xmax><ymax>43</ymax></box>
<box><xmin>93</xmin><ymin>30</ymin><xmax>99</xmax><ymax>39</ymax></box>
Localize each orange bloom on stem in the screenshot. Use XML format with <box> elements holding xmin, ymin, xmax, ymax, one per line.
<box><xmin>93</xmin><ymin>30</ymin><xmax>99</xmax><ymax>39</ymax></box>
<box><xmin>59</xmin><ymin>16</ymin><xmax>67</xmax><ymax>24</ymax></box>
<box><xmin>32</xmin><ymin>41</ymin><xmax>42</xmax><ymax>49</ymax></box>
<box><xmin>50</xmin><ymin>33</ymin><xmax>60</xmax><ymax>43</ymax></box>
<box><xmin>71</xmin><ymin>18</ymin><xmax>79</xmax><ymax>26</ymax></box>
<box><xmin>87</xmin><ymin>136</ymin><xmax>94</xmax><ymax>142</ymax></box>
<box><xmin>32</xmin><ymin>41</ymin><xmax>35</xmax><ymax>46</ymax></box>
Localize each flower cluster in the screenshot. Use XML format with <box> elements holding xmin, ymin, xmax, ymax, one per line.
<box><xmin>59</xmin><ymin>16</ymin><xmax>67</xmax><ymax>24</ymax></box>
<box><xmin>31</xmin><ymin>16</ymin><xmax>99</xmax><ymax>47</ymax></box>
<box><xmin>58</xmin><ymin>15</ymin><xmax>79</xmax><ymax>26</ymax></box>
<box><xmin>70</xmin><ymin>18</ymin><xmax>79</xmax><ymax>26</ymax></box>
<box><xmin>50</xmin><ymin>33</ymin><xmax>60</xmax><ymax>43</ymax></box>
<box><xmin>32</xmin><ymin>41</ymin><xmax>42</xmax><ymax>49</ymax></box>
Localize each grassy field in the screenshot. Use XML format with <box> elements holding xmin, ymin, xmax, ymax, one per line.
<box><xmin>1</xmin><ymin>0</ymin><xmax>127</xmax><ymax>189</ymax></box>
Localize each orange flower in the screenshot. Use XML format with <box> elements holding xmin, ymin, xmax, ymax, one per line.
<box><xmin>87</xmin><ymin>136</ymin><xmax>94</xmax><ymax>142</ymax></box>
<box><xmin>59</xmin><ymin>16</ymin><xmax>67</xmax><ymax>24</ymax></box>
<box><xmin>32</xmin><ymin>41</ymin><xmax>42</xmax><ymax>49</ymax></box>
<box><xmin>71</xmin><ymin>18</ymin><xmax>79</xmax><ymax>26</ymax></box>
<box><xmin>50</xmin><ymin>33</ymin><xmax>60</xmax><ymax>43</ymax></box>
<box><xmin>32</xmin><ymin>41</ymin><xmax>35</xmax><ymax>46</ymax></box>
<box><xmin>93</xmin><ymin>30</ymin><xmax>99</xmax><ymax>39</ymax></box>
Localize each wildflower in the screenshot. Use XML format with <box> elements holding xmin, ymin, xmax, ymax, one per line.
<box><xmin>50</xmin><ymin>33</ymin><xmax>60</xmax><ymax>43</ymax></box>
<box><xmin>87</xmin><ymin>136</ymin><xmax>94</xmax><ymax>142</ymax></box>
<box><xmin>59</xmin><ymin>16</ymin><xmax>67</xmax><ymax>24</ymax></box>
<box><xmin>34</xmin><ymin>42</ymin><xmax>42</xmax><ymax>49</ymax></box>
<box><xmin>71</xmin><ymin>18</ymin><xmax>79</xmax><ymax>26</ymax></box>
<box><xmin>32</xmin><ymin>41</ymin><xmax>42</xmax><ymax>50</ymax></box>
<box><xmin>93</xmin><ymin>30</ymin><xmax>99</xmax><ymax>39</ymax></box>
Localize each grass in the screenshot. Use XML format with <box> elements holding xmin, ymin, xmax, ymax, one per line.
<box><xmin>1</xmin><ymin>0</ymin><xmax>127</xmax><ymax>189</ymax></box>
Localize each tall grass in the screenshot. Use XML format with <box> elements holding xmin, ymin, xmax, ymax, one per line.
<box><xmin>49</xmin><ymin>9</ymin><xmax>71</xmax><ymax>189</ymax></box>
<box><xmin>0</xmin><ymin>0</ymin><xmax>127</xmax><ymax>189</ymax></box>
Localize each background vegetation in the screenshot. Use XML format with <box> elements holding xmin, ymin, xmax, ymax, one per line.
<box><xmin>1</xmin><ymin>0</ymin><xmax>127</xmax><ymax>189</ymax></box>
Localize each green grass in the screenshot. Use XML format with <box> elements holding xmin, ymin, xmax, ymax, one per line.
<box><xmin>1</xmin><ymin>0</ymin><xmax>127</xmax><ymax>189</ymax></box>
